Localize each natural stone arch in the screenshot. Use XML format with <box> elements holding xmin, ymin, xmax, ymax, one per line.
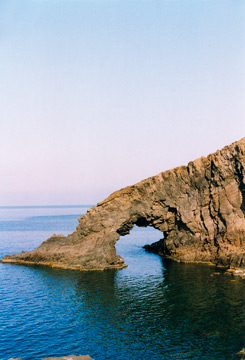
<box><xmin>1</xmin><ymin>138</ymin><xmax>245</xmax><ymax>270</ymax></box>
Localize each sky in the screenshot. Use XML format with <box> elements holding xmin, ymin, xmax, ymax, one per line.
<box><xmin>0</xmin><ymin>0</ymin><xmax>244</xmax><ymax>206</ymax></box>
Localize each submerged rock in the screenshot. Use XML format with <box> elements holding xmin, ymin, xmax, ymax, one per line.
<box><xmin>237</xmin><ymin>348</ymin><xmax>245</xmax><ymax>360</ymax></box>
<box><xmin>225</xmin><ymin>268</ymin><xmax>245</xmax><ymax>278</ymax></box>
<box><xmin>1</xmin><ymin>138</ymin><xmax>245</xmax><ymax>271</ymax></box>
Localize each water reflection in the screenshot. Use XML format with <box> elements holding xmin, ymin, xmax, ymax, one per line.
<box><xmin>15</xmin><ymin>257</ymin><xmax>244</xmax><ymax>360</ymax></box>
<box><xmin>0</xmin><ymin>223</ymin><xmax>244</xmax><ymax>360</ymax></box>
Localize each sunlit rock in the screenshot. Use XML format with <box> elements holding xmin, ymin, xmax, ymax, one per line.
<box><xmin>2</xmin><ymin>138</ymin><xmax>245</xmax><ymax>271</ymax></box>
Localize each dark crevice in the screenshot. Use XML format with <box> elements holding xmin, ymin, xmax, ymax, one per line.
<box><xmin>166</xmin><ymin>206</ymin><xmax>195</xmax><ymax>235</ymax></box>
<box><xmin>210</xmin><ymin>160</ymin><xmax>220</xmax><ymax>186</ymax></box>
<box><xmin>176</xmin><ymin>218</ymin><xmax>195</xmax><ymax>235</ymax></box>
<box><xmin>200</xmin><ymin>209</ymin><xmax>208</xmax><ymax>234</ymax></box>
<box><xmin>207</xmin><ymin>182</ymin><xmax>220</xmax><ymax>249</ymax></box>
<box><xmin>234</xmin><ymin>150</ymin><xmax>245</xmax><ymax>213</ymax></box>
<box><xmin>216</xmin><ymin>211</ymin><xmax>227</xmax><ymax>235</ymax></box>
<box><xmin>168</xmin><ymin>206</ymin><xmax>177</xmax><ymax>215</ymax></box>
<box><xmin>135</xmin><ymin>217</ymin><xmax>149</xmax><ymax>228</ymax></box>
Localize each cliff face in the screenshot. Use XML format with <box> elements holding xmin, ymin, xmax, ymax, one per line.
<box><xmin>2</xmin><ymin>138</ymin><xmax>245</xmax><ymax>270</ymax></box>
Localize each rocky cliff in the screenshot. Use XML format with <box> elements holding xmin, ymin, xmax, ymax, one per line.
<box><xmin>1</xmin><ymin>138</ymin><xmax>245</xmax><ymax>270</ymax></box>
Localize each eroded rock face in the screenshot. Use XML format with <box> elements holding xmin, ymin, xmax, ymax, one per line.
<box><xmin>1</xmin><ymin>138</ymin><xmax>245</xmax><ymax>270</ymax></box>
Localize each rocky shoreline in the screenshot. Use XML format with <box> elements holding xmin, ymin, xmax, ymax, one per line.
<box><xmin>144</xmin><ymin>239</ymin><xmax>245</xmax><ymax>278</ymax></box>
<box><xmin>8</xmin><ymin>349</ymin><xmax>245</xmax><ymax>360</ymax></box>
<box><xmin>1</xmin><ymin>138</ymin><xmax>244</xmax><ymax>272</ymax></box>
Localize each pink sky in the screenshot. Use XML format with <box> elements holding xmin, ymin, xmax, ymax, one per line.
<box><xmin>0</xmin><ymin>0</ymin><xmax>244</xmax><ymax>205</ymax></box>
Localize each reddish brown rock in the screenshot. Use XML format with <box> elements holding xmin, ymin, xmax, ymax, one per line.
<box><xmin>1</xmin><ymin>138</ymin><xmax>245</xmax><ymax>270</ymax></box>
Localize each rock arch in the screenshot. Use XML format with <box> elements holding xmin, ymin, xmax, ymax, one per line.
<box><xmin>2</xmin><ymin>138</ymin><xmax>245</xmax><ymax>270</ymax></box>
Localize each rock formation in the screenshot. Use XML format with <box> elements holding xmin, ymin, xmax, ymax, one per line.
<box><xmin>1</xmin><ymin>138</ymin><xmax>245</xmax><ymax>270</ymax></box>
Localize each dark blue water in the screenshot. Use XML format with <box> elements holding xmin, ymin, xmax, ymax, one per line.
<box><xmin>0</xmin><ymin>206</ymin><xmax>244</xmax><ymax>360</ymax></box>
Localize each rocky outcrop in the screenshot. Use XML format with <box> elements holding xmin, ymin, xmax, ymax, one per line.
<box><xmin>1</xmin><ymin>138</ymin><xmax>245</xmax><ymax>270</ymax></box>
<box><xmin>237</xmin><ymin>348</ymin><xmax>245</xmax><ymax>359</ymax></box>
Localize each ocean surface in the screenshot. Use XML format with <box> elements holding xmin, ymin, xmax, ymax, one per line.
<box><xmin>0</xmin><ymin>206</ymin><xmax>244</xmax><ymax>360</ymax></box>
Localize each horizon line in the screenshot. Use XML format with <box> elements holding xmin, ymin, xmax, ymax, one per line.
<box><xmin>0</xmin><ymin>204</ymin><xmax>94</xmax><ymax>209</ymax></box>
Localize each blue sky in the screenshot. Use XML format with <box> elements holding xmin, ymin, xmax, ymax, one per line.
<box><xmin>0</xmin><ymin>0</ymin><xmax>244</xmax><ymax>205</ymax></box>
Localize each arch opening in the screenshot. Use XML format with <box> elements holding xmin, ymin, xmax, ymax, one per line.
<box><xmin>116</xmin><ymin>215</ymin><xmax>164</xmax><ymax>237</ymax></box>
<box><xmin>115</xmin><ymin>214</ymin><xmax>165</xmax><ymax>264</ymax></box>
<box><xmin>115</xmin><ymin>223</ymin><xmax>164</xmax><ymax>272</ymax></box>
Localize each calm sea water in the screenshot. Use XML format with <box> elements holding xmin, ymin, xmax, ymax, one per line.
<box><xmin>0</xmin><ymin>206</ymin><xmax>244</xmax><ymax>360</ymax></box>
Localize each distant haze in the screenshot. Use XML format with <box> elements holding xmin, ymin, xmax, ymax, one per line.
<box><xmin>0</xmin><ymin>0</ymin><xmax>244</xmax><ymax>206</ymax></box>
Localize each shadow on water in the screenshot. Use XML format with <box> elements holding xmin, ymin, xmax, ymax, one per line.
<box><xmin>161</xmin><ymin>259</ymin><xmax>245</xmax><ymax>357</ymax></box>
<box><xmin>1</xmin><ymin>256</ymin><xmax>244</xmax><ymax>360</ymax></box>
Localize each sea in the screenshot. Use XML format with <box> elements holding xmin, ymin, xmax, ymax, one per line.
<box><xmin>0</xmin><ymin>205</ymin><xmax>244</xmax><ymax>360</ymax></box>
